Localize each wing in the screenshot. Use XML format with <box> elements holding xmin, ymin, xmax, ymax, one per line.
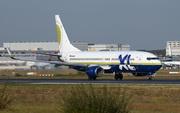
<box><xmin>163</xmin><ymin>62</ymin><xmax>180</xmax><ymax>66</ymax></box>
<box><xmin>35</xmin><ymin>52</ymin><xmax>62</xmax><ymax>57</ymax></box>
<box><xmin>5</xmin><ymin>48</ymin><xmax>89</xmax><ymax>67</ymax></box>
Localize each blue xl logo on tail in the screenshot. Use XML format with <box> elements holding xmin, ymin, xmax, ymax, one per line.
<box><xmin>119</xmin><ymin>54</ymin><xmax>136</xmax><ymax>71</ymax></box>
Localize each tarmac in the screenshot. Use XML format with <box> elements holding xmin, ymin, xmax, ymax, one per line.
<box><xmin>0</xmin><ymin>79</ymin><xmax>180</xmax><ymax>85</ymax></box>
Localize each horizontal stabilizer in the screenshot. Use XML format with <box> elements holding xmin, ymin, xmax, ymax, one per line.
<box><xmin>5</xmin><ymin>47</ymin><xmax>88</xmax><ymax>67</ymax></box>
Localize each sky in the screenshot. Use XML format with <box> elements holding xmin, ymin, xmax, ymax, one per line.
<box><xmin>0</xmin><ymin>0</ymin><xmax>180</xmax><ymax>50</ymax></box>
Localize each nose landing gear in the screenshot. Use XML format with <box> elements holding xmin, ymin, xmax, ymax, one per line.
<box><xmin>88</xmin><ymin>76</ymin><xmax>97</xmax><ymax>80</ymax></box>
<box><xmin>147</xmin><ymin>75</ymin><xmax>152</xmax><ymax>80</ymax></box>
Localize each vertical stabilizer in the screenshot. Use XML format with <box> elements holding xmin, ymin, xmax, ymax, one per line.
<box><xmin>168</xmin><ymin>45</ymin><xmax>172</xmax><ymax>59</ymax></box>
<box><xmin>55</xmin><ymin>15</ymin><xmax>80</xmax><ymax>53</ymax></box>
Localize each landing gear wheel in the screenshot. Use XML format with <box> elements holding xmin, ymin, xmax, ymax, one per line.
<box><xmin>88</xmin><ymin>76</ymin><xmax>97</xmax><ymax>80</ymax></box>
<box><xmin>88</xmin><ymin>76</ymin><xmax>92</xmax><ymax>80</ymax></box>
<box><xmin>115</xmin><ymin>74</ymin><xmax>119</xmax><ymax>80</ymax></box>
<box><xmin>147</xmin><ymin>76</ymin><xmax>152</xmax><ymax>80</ymax></box>
<box><xmin>92</xmin><ymin>77</ymin><xmax>96</xmax><ymax>80</ymax></box>
<box><xmin>115</xmin><ymin>73</ymin><xmax>123</xmax><ymax>80</ymax></box>
<box><xmin>119</xmin><ymin>74</ymin><xmax>123</xmax><ymax>80</ymax></box>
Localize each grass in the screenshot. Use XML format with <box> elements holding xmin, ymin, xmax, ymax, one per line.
<box><xmin>0</xmin><ymin>84</ymin><xmax>179</xmax><ymax>113</ymax></box>
<box><xmin>61</xmin><ymin>84</ymin><xmax>133</xmax><ymax>113</ymax></box>
<box><xmin>0</xmin><ymin>80</ymin><xmax>18</xmax><ymax>111</ymax></box>
<box><xmin>0</xmin><ymin>69</ymin><xmax>180</xmax><ymax>112</ymax></box>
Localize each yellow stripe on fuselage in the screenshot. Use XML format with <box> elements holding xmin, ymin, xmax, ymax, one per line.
<box><xmin>65</xmin><ymin>62</ymin><xmax>162</xmax><ymax>65</ymax></box>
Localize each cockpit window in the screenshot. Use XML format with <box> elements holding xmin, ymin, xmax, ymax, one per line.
<box><xmin>147</xmin><ymin>57</ymin><xmax>159</xmax><ymax>60</ymax></box>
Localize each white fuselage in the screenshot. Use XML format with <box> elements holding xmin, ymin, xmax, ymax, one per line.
<box><xmin>60</xmin><ymin>51</ymin><xmax>162</xmax><ymax>73</ymax></box>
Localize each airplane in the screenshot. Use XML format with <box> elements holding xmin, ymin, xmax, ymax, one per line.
<box><xmin>162</xmin><ymin>45</ymin><xmax>180</xmax><ymax>67</ymax></box>
<box><xmin>6</xmin><ymin>15</ymin><xmax>162</xmax><ymax>80</ymax></box>
<box><xmin>161</xmin><ymin>45</ymin><xmax>172</xmax><ymax>62</ymax></box>
<box><xmin>163</xmin><ymin>61</ymin><xmax>180</xmax><ymax>67</ymax></box>
<box><xmin>26</xmin><ymin>56</ymin><xmax>56</xmax><ymax>69</ymax></box>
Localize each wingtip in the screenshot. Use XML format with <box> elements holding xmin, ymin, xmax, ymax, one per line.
<box><xmin>5</xmin><ymin>47</ymin><xmax>17</xmax><ymax>59</ymax></box>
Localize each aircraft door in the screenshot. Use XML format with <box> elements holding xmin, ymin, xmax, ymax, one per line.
<box><xmin>103</xmin><ymin>57</ymin><xmax>111</xmax><ymax>64</ymax></box>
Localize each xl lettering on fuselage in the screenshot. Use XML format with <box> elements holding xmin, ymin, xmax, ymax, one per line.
<box><xmin>119</xmin><ymin>54</ymin><xmax>136</xmax><ymax>71</ymax></box>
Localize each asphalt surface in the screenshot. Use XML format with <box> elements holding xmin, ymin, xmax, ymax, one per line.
<box><xmin>0</xmin><ymin>79</ymin><xmax>180</xmax><ymax>85</ymax></box>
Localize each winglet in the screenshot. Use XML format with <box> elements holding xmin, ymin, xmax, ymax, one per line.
<box><xmin>5</xmin><ymin>47</ymin><xmax>19</xmax><ymax>60</ymax></box>
<box><xmin>49</xmin><ymin>56</ymin><xmax>52</xmax><ymax>61</ymax></box>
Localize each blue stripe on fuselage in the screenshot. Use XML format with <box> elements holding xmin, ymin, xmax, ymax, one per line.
<box><xmin>111</xmin><ymin>65</ymin><xmax>162</xmax><ymax>73</ymax></box>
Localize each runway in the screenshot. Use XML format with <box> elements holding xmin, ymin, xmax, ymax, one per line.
<box><xmin>0</xmin><ymin>79</ymin><xmax>180</xmax><ymax>85</ymax></box>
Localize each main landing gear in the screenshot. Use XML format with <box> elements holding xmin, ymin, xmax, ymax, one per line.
<box><xmin>115</xmin><ymin>73</ymin><xmax>123</xmax><ymax>80</ymax></box>
<box><xmin>147</xmin><ymin>75</ymin><xmax>152</xmax><ymax>80</ymax></box>
<box><xmin>88</xmin><ymin>76</ymin><xmax>97</xmax><ymax>80</ymax></box>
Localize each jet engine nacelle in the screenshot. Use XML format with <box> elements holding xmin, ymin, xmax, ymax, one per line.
<box><xmin>132</xmin><ymin>73</ymin><xmax>148</xmax><ymax>76</ymax></box>
<box><xmin>86</xmin><ymin>66</ymin><xmax>104</xmax><ymax>77</ymax></box>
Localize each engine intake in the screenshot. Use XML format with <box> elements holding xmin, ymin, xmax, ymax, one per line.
<box><xmin>86</xmin><ymin>66</ymin><xmax>104</xmax><ymax>77</ymax></box>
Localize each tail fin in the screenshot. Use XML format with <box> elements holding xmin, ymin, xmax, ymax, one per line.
<box><xmin>162</xmin><ymin>45</ymin><xmax>172</xmax><ymax>62</ymax></box>
<box><xmin>55</xmin><ymin>15</ymin><xmax>80</xmax><ymax>53</ymax></box>
<box><xmin>48</xmin><ymin>56</ymin><xmax>52</xmax><ymax>61</ymax></box>
<box><xmin>168</xmin><ymin>45</ymin><xmax>172</xmax><ymax>59</ymax></box>
<box><xmin>162</xmin><ymin>45</ymin><xmax>173</xmax><ymax>62</ymax></box>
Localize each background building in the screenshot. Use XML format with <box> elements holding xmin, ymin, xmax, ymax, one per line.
<box><xmin>2</xmin><ymin>41</ymin><xmax>129</xmax><ymax>52</ymax></box>
<box><xmin>166</xmin><ymin>41</ymin><xmax>180</xmax><ymax>56</ymax></box>
<box><xmin>3</xmin><ymin>41</ymin><xmax>88</xmax><ymax>51</ymax></box>
<box><xmin>88</xmin><ymin>44</ymin><xmax>130</xmax><ymax>51</ymax></box>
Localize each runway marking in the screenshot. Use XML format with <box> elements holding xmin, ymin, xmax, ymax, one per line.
<box><xmin>1</xmin><ymin>79</ymin><xmax>180</xmax><ymax>85</ymax></box>
<box><xmin>30</xmin><ymin>83</ymin><xmax>180</xmax><ymax>85</ymax></box>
